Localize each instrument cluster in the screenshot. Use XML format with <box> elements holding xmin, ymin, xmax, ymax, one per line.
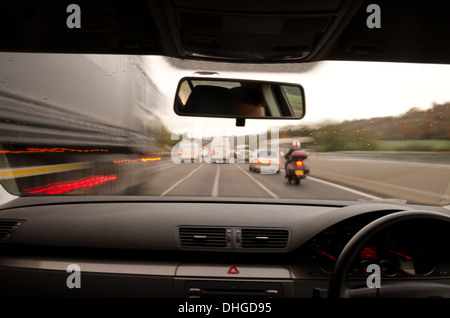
<box><xmin>310</xmin><ymin>216</ymin><xmax>449</xmax><ymax>278</ymax></box>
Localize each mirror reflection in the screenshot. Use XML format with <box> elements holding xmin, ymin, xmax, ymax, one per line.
<box><xmin>174</xmin><ymin>77</ymin><xmax>305</xmax><ymax>119</ymax></box>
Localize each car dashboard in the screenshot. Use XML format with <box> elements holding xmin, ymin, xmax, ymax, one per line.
<box><xmin>0</xmin><ymin>196</ymin><xmax>449</xmax><ymax>298</ymax></box>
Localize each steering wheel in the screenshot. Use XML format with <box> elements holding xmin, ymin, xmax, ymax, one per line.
<box><xmin>328</xmin><ymin>210</ymin><xmax>450</xmax><ymax>298</ymax></box>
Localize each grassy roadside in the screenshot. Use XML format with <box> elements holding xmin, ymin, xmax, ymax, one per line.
<box><xmin>376</xmin><ymin>139</ymin><xmax>450</xmax><ymax>151</ymax></box>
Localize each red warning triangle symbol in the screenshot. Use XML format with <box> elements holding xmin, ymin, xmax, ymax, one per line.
<box><xmin>228</xmin><ymin>265</ymin><xmax>239</xmax><ymax>274</ymax></box>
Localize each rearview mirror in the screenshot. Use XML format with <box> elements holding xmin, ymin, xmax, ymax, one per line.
<box><xmin>174</xmin><ymin>77</ymin><xmax>305</xmax><ymax>125</ymax></box>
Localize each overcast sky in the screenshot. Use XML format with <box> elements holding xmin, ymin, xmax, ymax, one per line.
<box><xmin>146</xmin><ymin>56</ymin><xmax>450</xmax><ymax>138</ymax></box>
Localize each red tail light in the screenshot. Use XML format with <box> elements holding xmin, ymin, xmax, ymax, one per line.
<box><xmin>254</xmin><ymin>159</ymin><xmax>259</xmax><ymax>164</ymax></box>
<box><xmin>295</xmin><ymin>161</ymin><xmax>304</xmax><ymax>167</ymax></box>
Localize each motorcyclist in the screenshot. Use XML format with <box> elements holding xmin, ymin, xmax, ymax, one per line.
<box><xmin>284</xmin><ymin>140</ymin><xmax>301</xmax><ymax>177</ymax></box>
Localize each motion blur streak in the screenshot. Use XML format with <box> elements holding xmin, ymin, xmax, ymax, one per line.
<box><xmin>113</xmin><ymin>157</ymin><xmax>161</xmax><ymax>164</ymax></box>
<box><xmin>22</xmin><ymin>175</ymin><xmax>117</xmax><ymax>194</ymax></box>
<box><xmin>0</xmin><ymin>162</ymin><xmax>93</xmax><ymax>179</ymax></box>
<box><xmin>0</xmin><ymin>148</ymin><xmax>109</xmax><ymax>154</ymax></box>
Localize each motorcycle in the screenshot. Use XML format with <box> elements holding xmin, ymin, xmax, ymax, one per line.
<box><xmin>285</xmin><ymin>150</ymin><xmax>310</xmax><ymax>185</ymax></box>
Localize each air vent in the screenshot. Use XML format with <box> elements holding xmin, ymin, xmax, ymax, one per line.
<box><xmin>0</xmin><ymin>220</ymin><xmax>23</xmax><ymax>242</ymax></box>
<box><xmin>179</xmin><ymin>227</ymin><xmax>228</xmax><ymax>248</ymax></box>
<box><xmin>241</xmin><ymin>229</ymin><xmax>289</xmax><ymax>249</ymax></box>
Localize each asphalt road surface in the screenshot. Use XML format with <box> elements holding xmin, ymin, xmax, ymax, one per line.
<box><xmin>136</xmin><ymin>161</ymin><xmax>384</xmax><ymax>202</ymax></box>
<box><xmin>5</xmin><ymin>155</ymin><xmax>448</xmax><ymax>206</ymax></box>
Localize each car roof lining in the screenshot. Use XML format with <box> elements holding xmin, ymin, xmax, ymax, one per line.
<box><xmin>0</xmin><ymin>0</ymin><xmax>449</xmax><ymax>65</ymax></box>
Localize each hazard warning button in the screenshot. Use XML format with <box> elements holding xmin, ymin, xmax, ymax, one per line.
<box><xmin>228</xmin><ymin>265</ymin><xmax>239</xmax><ymax>274</ymax></box>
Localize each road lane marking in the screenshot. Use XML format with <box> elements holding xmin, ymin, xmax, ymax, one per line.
<box><xmin>160</xmin><ymin>164</ymin><xmax>204</xmax><ymax>196</ymax></box>
<box><xmin>234</xmin><ymin>164</ymin><xmax>279</xmax><ymax>198</ymax></box>
<box><xmin>308</xmin><ymin>176</ymin><xmax>382</xmax><ymax>200</ymax></box>
<box><xmin>154</xmin><ymin>162</ymin><xmax>178</xmax><ymax>172</ymax></box>
<box><xmin>211</xmin><ymin>165</ymin><xmax>220</xmax><ymax>197</ymax></box>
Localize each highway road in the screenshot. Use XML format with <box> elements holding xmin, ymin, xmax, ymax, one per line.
<box><xmin>136</xmin><ymin>161</ymin><xmax>383</xmax><ymax>202</ymax></box>
<box><xmin>3</xmin><ymin>154</ymin><xmax>449</xmax><ymax>207</ymax></box>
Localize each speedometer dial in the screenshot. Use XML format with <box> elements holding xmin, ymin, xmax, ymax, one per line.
<box><xmin>311</xmin><ymin>233</ymin><xmax>347</xmax><ymax>274</ymax></box>
<box><xmin>387</xmin><ymin>237</ymin><xmax>434</xmax><ymax>275</ymax></box>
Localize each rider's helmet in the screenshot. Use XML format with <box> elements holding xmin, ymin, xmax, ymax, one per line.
<box><xmin>292</xmin><ymin>140</ymin><xmax>301</xmax><ymax>149</ymax></box>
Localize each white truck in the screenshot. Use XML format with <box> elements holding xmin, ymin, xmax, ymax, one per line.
<box><xmin>209</xmin><ymin>136</ymin><xmax>232</xmax><ymax>163</ymax></box>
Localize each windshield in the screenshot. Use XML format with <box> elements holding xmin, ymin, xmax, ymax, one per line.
<box><xmin>1</xmin><ymin>53</ymin><xmax>449</xmax><ymax>207</ymax></box>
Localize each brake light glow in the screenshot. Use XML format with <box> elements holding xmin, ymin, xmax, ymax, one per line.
<box><xmin>141</xmin><ymin>157</ymin><xmax>161</xmax><ymax>162</ymax></box>
<box><xmin>295</xmin><ymin>161</ymin><xmax>304</xmax><ymax>167</ymax></box>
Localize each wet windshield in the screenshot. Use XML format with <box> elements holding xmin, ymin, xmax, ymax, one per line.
<box><xmin>0</xmin><ymin>53</ymin><xmax>449</xmax><ymax>206</ymax></box>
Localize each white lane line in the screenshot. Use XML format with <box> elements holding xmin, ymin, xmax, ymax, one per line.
<box><xmin>160</xmin><ymin>164</ymin><xmax>204</xmax><ymax>196</ymax></box>
<box><xmin>154</xmin><ymin>162</ymin><xmax>178</xmax><ymax>172</ymax></box>
<box><xmin>234</xmin><ymin>164</ymin><xmax>279</xmax><ymax>199</ymax></box>
<box><xmin>307</xmin><ymin>176</ymin><xmax>382</xmax><ymax>200</ymax></box>
<box><xmin>211</xmin><ymin>165</ymin><xmax>220</xmax><ymax>197</ymax></box>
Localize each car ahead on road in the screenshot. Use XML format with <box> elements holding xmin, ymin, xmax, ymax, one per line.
<box><xmin>176</xmin><ymin>140</ymin><xmax>202</xmax><ymax>163</ymax></box>
<box><xmin>209</xmin><ymin>136</ymin><xmax>232</xmax><ymax>163</ymax></box>
<box><xmin>234</xmin><ymin>146</ymin><xmax>251</xmax><ymax>163</ymax></box>
<box><xmin>249</xmin><ymin>149</ymin><xmax>280</xmax><ymax>174</ymax></box>
<box><xmin>1</xmin><ymin>0</ymin><xmax>450</xmax><ymax>308</ymax></box>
